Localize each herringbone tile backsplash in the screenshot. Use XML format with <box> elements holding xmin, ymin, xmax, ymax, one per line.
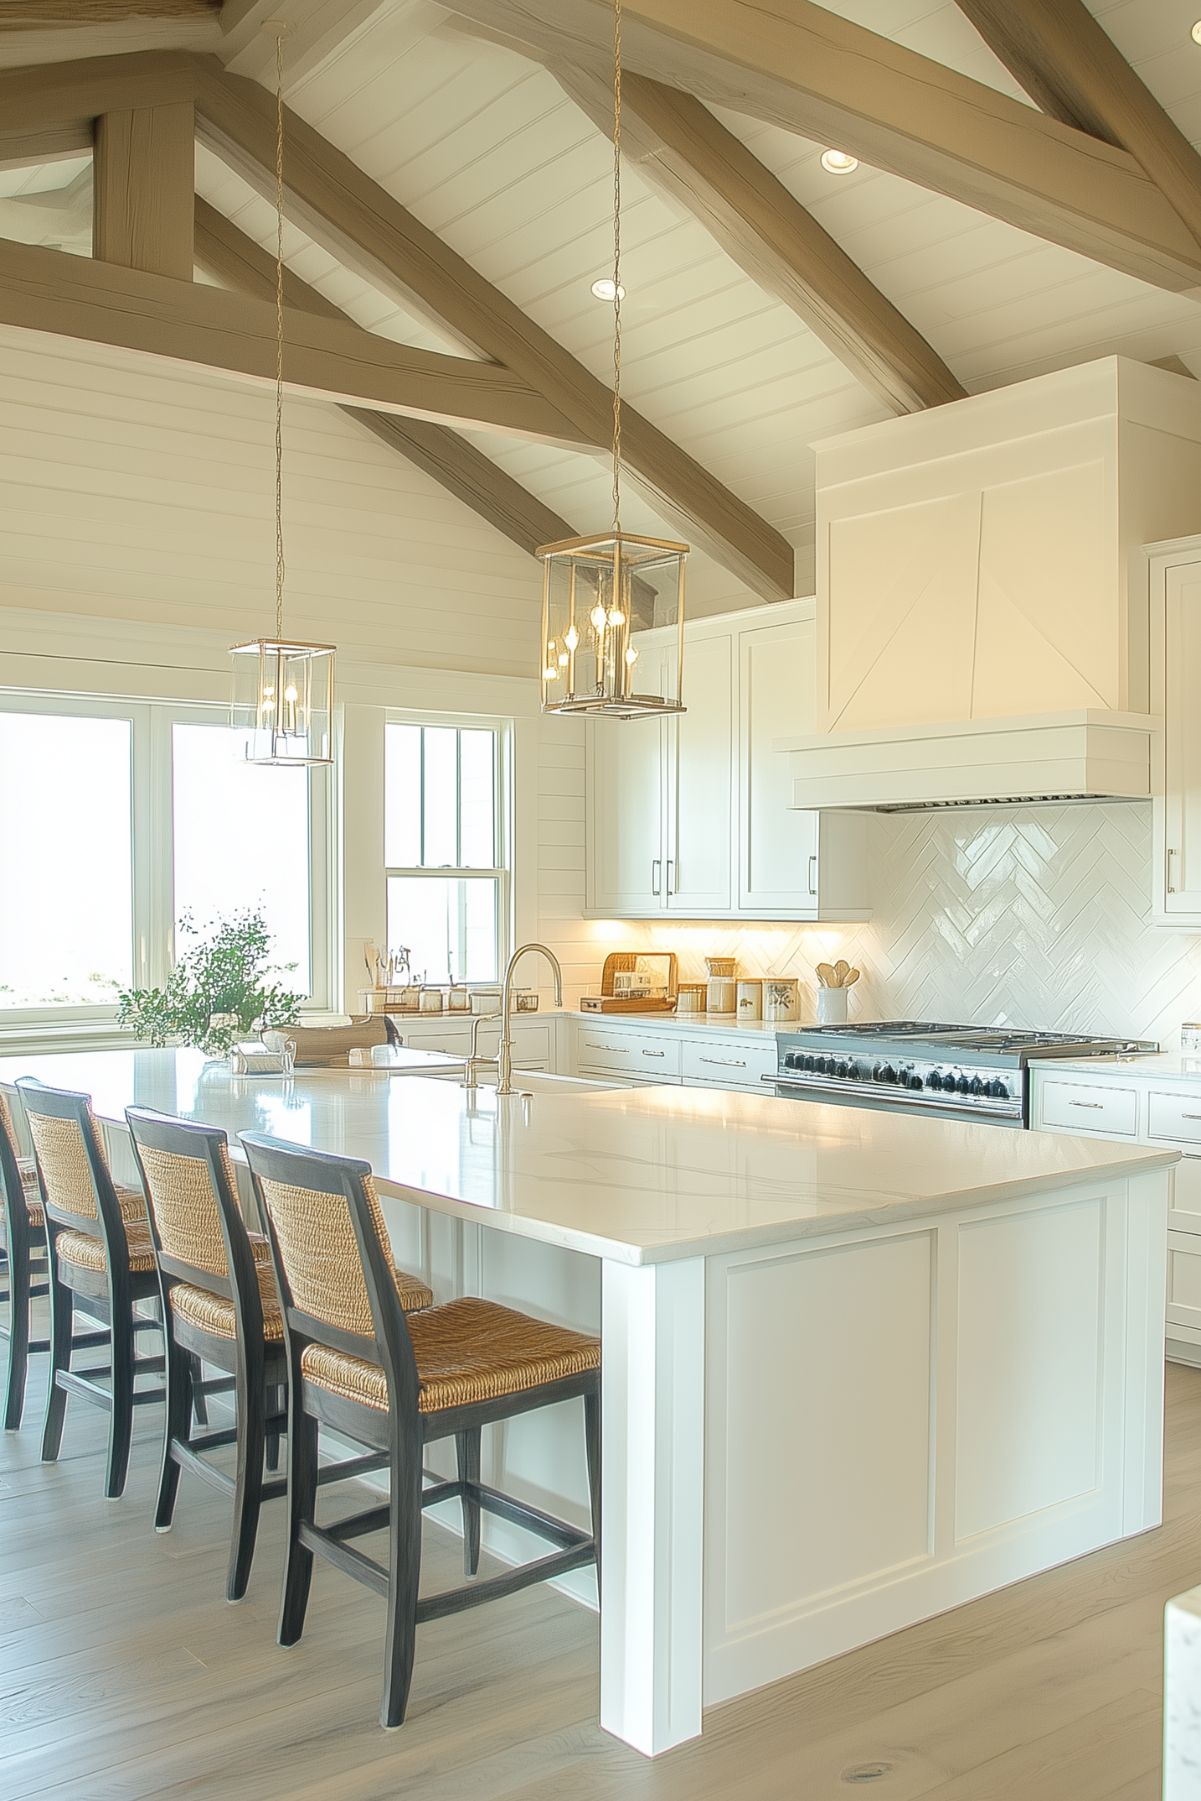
<box><xmin>580</xmin><ymin>803</ymin><xmax>1201</xmax><ymax>1046</ymax></box>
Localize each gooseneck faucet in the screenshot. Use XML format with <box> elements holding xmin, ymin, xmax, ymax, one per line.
<box><xmin>464</xmin><ymin>942</ymin><xmax>564</xmax><ymax>1097</ymax></box>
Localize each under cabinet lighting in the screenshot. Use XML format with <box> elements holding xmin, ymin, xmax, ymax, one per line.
<box><xmin>820</xmin><ymin>149</ymin><xmax>859</xmax><ymax>175</ymax></box>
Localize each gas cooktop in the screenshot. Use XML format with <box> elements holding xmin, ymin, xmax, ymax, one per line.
<box><xmin>771</xmin><ymin>1021</ymin><xmax>1157</xmax><ymax>1126</ymax></box>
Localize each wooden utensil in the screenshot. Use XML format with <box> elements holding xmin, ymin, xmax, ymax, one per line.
<box><xmin>833</xmin><ymin>959</ymin><xmax>850</xmax><ymax>986</ymax></box>
<box><xmin>816</xmin><ymin>962</ymin><xmax>836</xmax><ymax>987</ymax></box>
<box><xmin>845</xmin><ymin>968</ymin><xmax>860</xmax><ymax>987</ymax></box>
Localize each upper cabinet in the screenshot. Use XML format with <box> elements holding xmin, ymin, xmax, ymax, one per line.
<box><xmin>1151</xmin><ymin>542</ymin><xmax>1201</xmax><ymax>926</ymax></box>
<box><xmin>585</xmin><ymin>602</ymin><xmax>870</xmax><ymax>921</ymax></box>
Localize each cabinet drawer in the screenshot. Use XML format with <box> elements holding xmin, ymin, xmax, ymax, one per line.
<box><xmin>1148</xmin><ymin>1090</ymin><xmax>1201</xmax><ymax>1148</ymax></box>
<box><xmin>576</xmin><ymin>1029</ymin><xmax>682</xmax><ymax>1078</ymax></box>
<box><xmin>1039</xmin><ymin>1079</ymin><xmax>1138</xmax><ymax>1136</ymax></box>
<box><xmin>681</xmin><ymin>1040</ymin><xmax>777</xmax><ymax>1089</ymax></box>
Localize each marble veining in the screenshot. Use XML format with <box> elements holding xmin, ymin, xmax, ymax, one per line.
<box><xmin>0</xmin><ymin>1049</ymin><xmax>1176</xmax><ymax>1267</ymax></box>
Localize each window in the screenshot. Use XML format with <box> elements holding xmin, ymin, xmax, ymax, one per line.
<box><xmin>0</xmin><ymin>696</ymin><xmax>331</xmax><ymax>1021</ymax></box>
<box><xmin>384</xmin><ymin>721</ymin><xmax>507</xmax><ymax>983</ymax></box>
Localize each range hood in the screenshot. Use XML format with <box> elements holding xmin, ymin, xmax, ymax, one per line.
<box><xmin>780</xmin><ymin>709</ymin><xmax>1155</xmax><ymax>813</ymax></box>
<box><xmin>786</xmin><ymin>358</ymin><xmax>1201</xmax><ymax>814</ymax></box>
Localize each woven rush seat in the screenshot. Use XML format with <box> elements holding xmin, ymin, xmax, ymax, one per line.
<box><xmin>55</xmin><ymin>1185</ymin><xmax>154</xmax><ymax>1275</ymax></box>
<box><xmin>301</xmin><ymin>1297</ymin><xmax>600</xmax><ymax>1415</ymax></box>
<box><xmin>171</xmin><ymin>1241</ymin><xmax>433</xmax><ymax>1344</ymax></box>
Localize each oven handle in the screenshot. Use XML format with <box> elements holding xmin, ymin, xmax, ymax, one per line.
<box><xmin>766</xmin><ymin>1071</ymin><xmax>1023</xmax><ymax>1120</ymax></box>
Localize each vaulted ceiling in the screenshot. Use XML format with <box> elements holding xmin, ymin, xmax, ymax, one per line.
<box><xmin>1</xmin><ymin>0</ymin><xmax>1201</xmax><ymax>618</ymax></box>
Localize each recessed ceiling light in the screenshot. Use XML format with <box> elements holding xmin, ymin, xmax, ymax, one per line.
<box><xmin>591</xmin><ymin>277</ymin><xmax>626</xmax><ymax>301</ymax></box>
<box><xmin>820</xmin><ymin>149</ymin><xmax>859</xmax><ymax>175</ymax></box>
<box><xmin>1192</xmin><ymin>19</ymin><xmax>1201</xmax><ymax>42</ymax></box>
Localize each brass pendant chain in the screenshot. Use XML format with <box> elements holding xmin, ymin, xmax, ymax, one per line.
<box><xmin>610</xmin><ymin>0</ymin><xmax>623</xmax><ymax>539</ymax></box>
<box><xmin>273</xmin><ymin>26</ymin><xmax>287</xmax><ymax>644</ymax></box>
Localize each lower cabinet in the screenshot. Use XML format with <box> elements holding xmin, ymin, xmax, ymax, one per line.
<box><xmin>573</xmin><ymin>1019</ymin><xmax>775</xmax><ymax>1094</ymax></box>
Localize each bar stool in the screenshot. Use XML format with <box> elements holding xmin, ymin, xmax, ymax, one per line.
<box><xmin>125</xmin><ymin>1108</ymin><xmax>434</xmax><ymax>1601</ymax></box>
<box><xmin>17</xmin><ymin>1078</ymin><xmax>167</xmax><ymax>1498</ymax></box>
<box><xmin>0</xmin><ymin>1091</ymin><xmax>108</xmax><ymax>1431</ymax></box>
<box><xmin>240</xmin><ymin>1131</ymin><xmax>601</xmax><ymax>1731</ymax></box>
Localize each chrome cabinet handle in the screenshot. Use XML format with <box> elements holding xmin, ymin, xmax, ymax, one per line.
<box><xmin>1068</xmin><ymin>1100</ymin><xmax>1104</xmax><ymax>1110</ymax></box>
<box><xmin>808</xmin><ymin>853</ymin><xmax>817</xmax><ymax>896</ymax></box>
<box><xmin>585</xmin><ymin>1042</ymin><xmax>627</xmax><ymax>1054</ymax></box>
<box><xmin>641</xmin><ymin>1049</ymin><xmax>666</xmax><ymax>1058</ymax></box>
<box><xmin>1182</xmin><ymin>1112</ymin><xmax>1201</xmax><ymax>1121</ymax></box>
<box><xmin>652</xmin><ymin>858</ymin><xmax>662</xmax><ymax>896</ymax></box>
<box><xmin>1168</xmin><ymin>846</ymin><xmax>1178</xmax><ymax>894</ymax></box>
<box><xmin>699</xmin><ymin>1056</ymin><xmax>747</xmax><ymax>1068</ymax></box>
<box><xmin>667</xmin><ymin>858</ymin><xmax>675</xmax><ymax>894</ymax></box>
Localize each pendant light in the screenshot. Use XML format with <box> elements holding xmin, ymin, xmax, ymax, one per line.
<box><xmin>230</xmin><ymin>26</ymin><xmax>334</xmax><ymax>765</ymax></box>
<box><xmin>536</xmin><ymin>0</ymin><xmax>688</xmax><ymax>719</ymax></box>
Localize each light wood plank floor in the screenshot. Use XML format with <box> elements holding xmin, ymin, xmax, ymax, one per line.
<box><xmin>1</xmin><ymin>1358</ymin><xmax>1198</xmax><ymax>1799</ymax></box>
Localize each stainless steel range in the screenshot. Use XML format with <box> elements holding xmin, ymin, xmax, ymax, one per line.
<box><xmin>771</xmin><ymin>1022</ymin><xmax>1157</xmax><ymax>1127</ymax></box>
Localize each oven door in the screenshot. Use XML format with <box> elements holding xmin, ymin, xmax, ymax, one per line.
<box><xmin>767</xmin><ymin>1073</ymin><xmax>1027</xmax><ymax>1128</ymax></box>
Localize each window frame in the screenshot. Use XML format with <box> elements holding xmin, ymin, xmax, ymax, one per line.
<box><xmin>0</xmin><ymin>692</ymin><xmax>334</xmax><ymax>1027</ymax></box>
<box><xmin>383</xmin><ymin>712</ymin><xmax>511</xmax><ymax>985</ymax></box>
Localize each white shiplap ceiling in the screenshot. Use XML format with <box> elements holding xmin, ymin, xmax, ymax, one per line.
<box><xmin>3</xmin><ymin>0</ymin><xmax>1201</xmax><ymax>613</ymax></box>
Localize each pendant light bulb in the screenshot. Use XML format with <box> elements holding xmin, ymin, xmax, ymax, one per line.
<box><xmin>563</xmin><ymin>623</ymin><xmax>579</xmax><ymax>653</ymax></box>
<box><xmin>590</xmin><ymin>602</ymin><xmax>608</xmax><ymax>633</ymax></box>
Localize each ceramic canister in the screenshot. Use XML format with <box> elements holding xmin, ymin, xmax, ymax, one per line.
<box><xmin>763</xmin><ymin>977</ymin><xmax>800</xmax><ymax>1023</ymax></box>
<box><xmin>707</xmin><ymin>976</ymin><xmax>737</xmax><ymax>1015</ymax></box>
<box><xmin>736</xmin><ymin>979</ymin><xmax>763</xmax><ymax>1021</ymax></box>
<box><xmin>676</xmin><ymin>982</ymin><xmax>706</xmax><ymax>1015</ymax></box>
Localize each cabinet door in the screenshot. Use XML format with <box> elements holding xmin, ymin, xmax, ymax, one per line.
<box><xmin>739</xmin><ymin>616</ymin><xmax>820</xmax><ymax>913</ymax></box>
<box><xmin>1161</xmin><ymin>565</ymin><xmax>1201</xmax><ymax>917</ymax></box>
<box><xmin>586</xmin><ymin>654</ymin><xmax>666</xmax><ymax>915</ymax></box>
<box><xmin>667</xmin><ymin>632</ymin><xmax>733</xmax><ymax>912</ymax></box>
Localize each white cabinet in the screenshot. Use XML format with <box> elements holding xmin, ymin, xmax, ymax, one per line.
<box><xmin>586</xmin><ymin>601</ymin><xmax>870</xmax><ymax>921</ymax></box>
<box><xmin>1152</xmin><ymin>551</ymin><xmax>1201</xmax><ymax>925</ymax></box>
<box><xmin>571</xmin><ymin>1017</ymin><xmax>774</xmax><ymax>1094</ymax></box>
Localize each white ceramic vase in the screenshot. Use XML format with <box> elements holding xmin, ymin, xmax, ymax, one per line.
<box><xmin>816</xmin><ymin>985</ymin><xmax>849</xmax><ymax>1026</ymax></box>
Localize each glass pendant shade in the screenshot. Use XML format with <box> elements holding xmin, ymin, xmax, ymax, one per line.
<box><xmin>230</xmin><ymin>638</ymin><xmax>335</xmax><ymax>765</ymax></box>
<box><xmin>538</xmin><ymin>531</ymin><xmax>687</xmax><ymax>718</ymax></box>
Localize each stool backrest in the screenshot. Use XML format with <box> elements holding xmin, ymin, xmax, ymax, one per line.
<box><xmin>126</xmin><ymin>1108</ymin><xmax>265</xmax><ymax>1339</ymax></box>
<box><xmin>16</xmin><ymin>1079</ymin><xmax>129</xmax><ymax>1253</ymax></box>
<box><xmin>0</xmin><ymin>1090</ymin><xmax>37</xmax><ymax>1238</ymax></box>
<box><xmin>239</xmin><ymin>1132</ymin><xmax>418</xmax><ymax>1411</ymax></box>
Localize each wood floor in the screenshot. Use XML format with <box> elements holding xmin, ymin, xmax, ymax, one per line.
<box><xmin>0</xmin><ymin>1358</ymin><xmax>1198</xmax><ymax>1801</ymax></box>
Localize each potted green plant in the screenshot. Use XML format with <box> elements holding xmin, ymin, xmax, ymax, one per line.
<box><xmin>116</xmin><ymin>909</ymin><xmax>303</xmax><ymax>1055</ymax></box>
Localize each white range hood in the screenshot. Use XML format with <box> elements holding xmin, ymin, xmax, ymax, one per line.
<box><xmin>781</xmin><ymin>709</ymin><xmax>1155</xmax><ymax>812</ymax></box>
<box><xmin>786</xmin><ymin>358</ymin><xmax>1201</xmax><ymax>813</ymax></box>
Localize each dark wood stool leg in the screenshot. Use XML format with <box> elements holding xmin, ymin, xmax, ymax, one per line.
<box><xmin>227</xmin><ymin>1340</ymin><xmax>266</xmax><ymax>1603</ymax></box>
<box><xmin>191</xmin><ymin>1356</ymin><xmax>209</xmax><ymax>1428</ymax></box>
<box><xmin>155</xmin><ymin>1332</ymin><xmax>192</xmax><ymax>1531</ymax></box>
<box><xmin>104</xmin><ymin>1296</ymin><xmax>136</xmax><ymax>1500</ymax></box>
<box><xmin>3</xmin><ymin>1236</ymin><xmax>31</xmax><ymax>1432</ymax></box>
<box><xmin>456</xmin><ymin>1427</ymin><xmax>482</xmax><ymax>1576</ymax></box>
<box><xmin>40</xmin><ymin>1260</ymin><xmax>73</xmax><ymax>1464</ymax></box>
<box><xmin>278</xmin><ymin>1406</ymin><xmax>319</xmax><ymax>1647</ymax></box>
<box><xmin>381</xmin><ymin>1421</ymin><xmax>424</xmax><ymax>1730</ymax></box>
<box><xmin>265</xmin><ymin>1383</ymin><xmax>283</xmax><ymax>1473</ymax></box>
<box><xmin>584</xmin><ymin>1388</ymin><xmax>601</xmax><ymax>1583</ymax></box>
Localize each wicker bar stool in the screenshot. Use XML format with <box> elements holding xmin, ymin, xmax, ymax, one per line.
<box><xmin>125</xmin><ymin>1109</ymin><xmax>434</xmax><ymax>1602</ymax></box>
<box><xmin>0</xmin><ymin>1091</ymin><xmax>108</xmax><ymax>1431</ymax></box>
<box><xmin>16</xmin><ymin>1078</ymin><xmax>171</xmax><ymax>1498</ymax></box>
<box><xmin>240</xmin><ymin>1132</ymin><xmax>601</xmax><ymax>1731</ymax></box>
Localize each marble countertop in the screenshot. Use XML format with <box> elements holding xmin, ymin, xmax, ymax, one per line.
<box><xmin>1029</xmin><ymin>1052</ymin><xmax>1201</xmax><ymax>1082</ymax></box>
<box><xmin>0</xmin><ymin>1048</ymin><xmax>1177</xmax><ymax>1266</ymax></box>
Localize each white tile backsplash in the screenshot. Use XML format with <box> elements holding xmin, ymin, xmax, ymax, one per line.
<box><xmin>541</xmin><ymin>794</ymin><xmax>1201</xmax><ymax>1047</ymax></box>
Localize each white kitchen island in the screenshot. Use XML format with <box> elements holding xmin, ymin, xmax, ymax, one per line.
<box><xmin>0</xmin><ymin>1049</ymin><xmax>1178</xmax><ymax>1757</ymax></box>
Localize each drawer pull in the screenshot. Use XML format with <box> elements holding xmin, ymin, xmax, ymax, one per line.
<box><xmin>699</xmin><ymin>1056</ymin><xmax>747</xmax><ymax>1068</ymax></box>
<box><xmin>1182</xmin><ymin>1113</ymin><xmax>1201</xmax><ymax>1122</ymax></box>
<box><xmin>1068</xmin><ymin>1100</ymin><xmax>1104</xmax><ymax>1110</ymax></box>
<box><xmin>584</xmin><ymin>1042</ymin><xmax>627</xmax><ymax>1054</ymax></box>
<box><xmin>642</xmin><ymin>1049</ymin><xmax>666</xmax><ymax>1059</ymax></box>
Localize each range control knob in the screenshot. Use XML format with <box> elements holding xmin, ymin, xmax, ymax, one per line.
<box><xmin>956</xmin><ymin>1074</ymin><xmax>972</xmax><ymax>1095</ymax></box>
<box><xmin>835</xmin><ymin>1060</ymin><xmax>850</xmax><ymax>1078</ymax></box>
<box><xmin>909</xmin><ymin>1073</ymin><xmax>924</xmax><ymax>1090</ymax></box>
<box><xmin>989</xmin><ymin>1078</ymin><xmax>1009</xmax><ymax>1099</ymax></box>
<box><xmin>926</xmin><ymin>1071</ymin><xmax>943</xmax><ymax>1091</ymax></box>
<box><xmin>969</xmin><ymin>1076</ymin><xmax>986</xmax><ymax>1096</ymax></box>
<box><xmin>877</xmin><ymin>1063</ymin><xmax>896</xmax><ymax>1084</ymax></box>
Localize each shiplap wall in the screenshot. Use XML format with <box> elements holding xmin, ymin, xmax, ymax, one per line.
<box><xmin>0</xmin><ymin>331</ymin><xmax>543</xmax><ymax>679</ymax></box>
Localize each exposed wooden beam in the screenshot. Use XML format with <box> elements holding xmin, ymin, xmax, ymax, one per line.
<box><xmin>953</xmin><ymin>0</ymin><xmax>1201</xmax><ymax>253</ymax></box>
<box><xmin>94</xmin><ymin>100</ymin><xmax>195</xmax><ymax>279</ymax></box>
<box><xmin>556</xmin><ymin>63</ymin><xmax>964</xmax><ymax>415</ymax></box>
<box><xmin>0</xmin><ymin>122</ymin><xmax>91</xmax><ymax>173</ymax></box>
<box><xmin>0</xmin><ymin>1</ymin><xmax>216</xmax><ymax>22</ymax></box>
<box><xmin>192</xmin><ymin>61</ymin><xmax>795</xmax><ymax>602</ymax></box>
<box><xmin>0</xmin><ymin>234</ymin><xmax>586</xmax><ymax>441</ymax></box>
<box><xmin>446</xmin><ymin>0</ymin><xmax>1201</xmax><ymax>293</ymax></box>
<box><xmin>194</xmin><ymin>197</ymin><xmax>575</xmax><ymax>557</ymax></box>
<box><xmin>0</xmin><ymin>50</ymin><xmax>199</xmax><ymax>134</ymax></box>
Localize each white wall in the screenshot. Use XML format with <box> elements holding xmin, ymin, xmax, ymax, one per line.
<box><xmin>540</xmin><ymin>786</ymin><xmax>1201</xmax><ymax>1048</ymax></box>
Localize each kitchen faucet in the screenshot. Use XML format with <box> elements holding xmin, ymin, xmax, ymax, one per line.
<box><xmin>463</xmin><ymin>943</ymin><xmax>563</xmax><ymax>1097</ymax></box>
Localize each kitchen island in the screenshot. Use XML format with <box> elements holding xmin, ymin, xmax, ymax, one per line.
<box><xmin>0</xmin><ymin>1049</ymin><xmax>1178</xmax><ymax>1757</ymax></box>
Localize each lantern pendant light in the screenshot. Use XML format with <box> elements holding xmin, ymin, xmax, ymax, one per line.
<box><xmin>536</xmin><ymin>0</ymin><xmax>687</xmax><ymax>719</ymax></box>
<box><xmin>230</xmin><ymin>26</ymin><xmax>335</xmax><ymax>765</ymax></box>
